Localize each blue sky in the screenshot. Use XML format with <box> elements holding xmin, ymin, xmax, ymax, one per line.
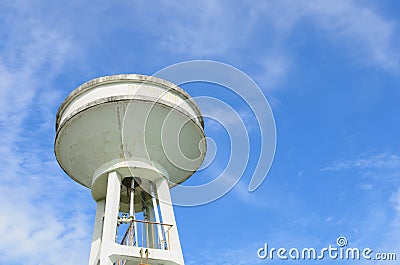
<box><xmin>1</xmin><ymin>1</ymin><xmax>400</xmax><ymax>264</ymax></box>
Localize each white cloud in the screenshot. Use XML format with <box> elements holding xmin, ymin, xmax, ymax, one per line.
<box><xmin>186</xmin><ymin>244</ymin><xmax>262</xmax><ymax>265</ymax></box>
<box><xmin>258</xmin><ymin>56</ymin><xmax>291</xmax><ymax>90</ymax></box>
<box><xmin>306</xmin><ymin>1</ymin><xmax>399</xmax><ymax>71</ymax></box>
<box><xmin>0</xmin><ymin>4</ymin><xmax>93</xmax><ymax>264</ymax></box>
<box><xmin>0</xmin><ymin>183</ymin><xmax>92</xmax><ymax>264</ymax></box>
<box><xmin>325</xmin><ymin>216</ymin><xmax>345</xmax><ymax>226</ymax></box>
<box><xmin>391</xmin><ymin>189</ymin><xmax>400</xmax><ymax>215</ymax></box>
<box><xmin>127</xmin><ymin>0</ymin><xmax>400</xmax><ymax>100</ymax></box>
<box><xmin>0</xmin><ymin>1</ymin><xmax>399</xmax><ymax>263</ymax></box>
<box><xmin>132</xmin><ymin>0</ymin><xmax>256</xmax><ymax>57</ymax></box>
<box><xmin>359</xmin><ymin>183</ymin><xmax>374</xmax><ymax>190</ymax></box>
<box><xmin>323</xmin><ymin>152</ymin><xmax>400</xmax><ymax>172</ymax></box>
<box><xmin>267</xmin><ymin>0</ymin><xmax>400</xmax><ymax>72</ymax></box>
<box><xmin>324</xmin><ymin>152</ymin><xmax>400</xmax><ymax>259</ymax></box>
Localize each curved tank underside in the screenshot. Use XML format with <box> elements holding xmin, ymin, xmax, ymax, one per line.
<box><xmin>54</xmin><ymin>75</ymin><xmax>206</xmax><ymax>198</ymax></box>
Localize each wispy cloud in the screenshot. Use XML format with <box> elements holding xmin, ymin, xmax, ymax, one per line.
<box><xmin>122</xmin><ymin>0</ymin><xmax>400</xmax><ymax>109</ymax></box>
<box><xmin>322</xmin><ymin>152</ymin><xmax>400</xmax><ymax>173</ymax></box>
<box><xmin>0</xmin><ymin>3</ymin><xmax>93</xmax><ymax>264</ymax></box>
<box><xmin>259</xmin><ymin>0</ymin><xmax>400</xmax><ymax>73</ymax></box>
<box><xmin>323</xmin><ymin>151</ymin><xmax>400</xmax><ymax>260</ymax></box>
<box><xmin>391</xmin><ymin>189</ymin><xmax>400</xmax><ymax>215</ymax></box>
<box><xmin>132</xmin><ymin>0</ymin><xmax>256</xmax><ymax>57</ymax></box>
<box><xmin>302</xmin><ymin>1</ymin><xmax>399</xmax><ymax>72</ymax></box>
<box><xmin>186</xmin><ymin>244</ymin><xmax>263</xmax><ymax>265</ymax></box>
<box><xmin>1</xmin><ymin>1</ymin><xmax>399</xmax><ymax>264</ymax></box>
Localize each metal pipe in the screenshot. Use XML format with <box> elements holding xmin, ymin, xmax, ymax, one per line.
<box><xmin>131</xmin><ymin>179</ymin><xmax>139</xmax><ymax>246</ymax></box>
<box><xmin>123</xmin><ymin>177</ymin><xmax>139</xmax><ymax>246</ymax></box>
<box><xmin>129</xmin><ymin>180</ymin><xmax>135</xmax><ymax>217</ymax></box>
<box><xmin>133</xmin><ymin>221</ymin><xmax>138</xmax><ymax>247</ymax></box>
<box><xmin>150</xmin><ymin>182</ymin><xmax>165</xmax><ymax>248</ymax></box>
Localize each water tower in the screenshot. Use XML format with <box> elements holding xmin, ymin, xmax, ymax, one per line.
<box><xmin>54</xmin><ymin>74</ymin><xmax>206</xmax><ymax>265</ymax></box>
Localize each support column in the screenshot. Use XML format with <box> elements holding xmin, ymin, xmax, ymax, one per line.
<box><xmin>100</xmin><ymin>171</ymin><xmax>121</xmax><ymax>265</ymax></box>
<box><xmin>150</xmin><ymin>183</ymin><xmax>165</xmax><ymax>248</ymax></box>
<box><xmin>156</xmin><ymin>178</ymin><xmax>184</xmax><ymax>264</ymax></box>
<box><xmin>147</xmin><ymin>202</ymin><xmax>155</xmax><ymax>248</ymax></box>
<box><xmin>129</xmin><ymin>180</ymin><xmax>137</xmax><ymax>246</ymax></box>
<box><xmin>88</xmin><ymin>199</ymin><xmax>105</xmax><ymax>265</ymax></box>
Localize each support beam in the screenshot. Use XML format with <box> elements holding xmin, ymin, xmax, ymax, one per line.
<box><xmin>156</xmin><ymin>178</ymin><xmax>184</xmax><ymax>264</ymax></box>
<box><xmin>100</xmin><ymin>171</ymin><xmax>121</xmax><ymax>265</ymax></box>
<box><xmin>88</xmin><ymin>199</ymin><xmax>105</xmax><ymax>265</ymax></box>
<box><xmin>150</xmin><ymin>182</ymin><xmax>165</xmax><ymax>248</ymax></box>
<box><xmin>147</xmin><ymin>202</ymin><xmax>155</xmax><ymax>248</ymax></box>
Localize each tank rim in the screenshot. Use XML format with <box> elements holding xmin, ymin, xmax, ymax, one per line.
<box><xmin>56</xmin><ymin>74</ymin><xmax>204</xmax><ymax>130</ymax></box>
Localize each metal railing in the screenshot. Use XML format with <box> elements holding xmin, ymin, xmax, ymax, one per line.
<box><xmin>118</xmin><ymin>218</ymin><xmax>173</xmax><ymax>250</ymax></box>
<box><xmin>115</xmin><ymin>216</ymin><xmax>173</xmax><ymax>265</ymax></box>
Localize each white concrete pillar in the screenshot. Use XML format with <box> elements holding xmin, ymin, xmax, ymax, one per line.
<box><xmin>147</xmin><ymin>202</ymin><xmax>155</xmax><ymax>248</ymax></box>
<box><xmin>100</xmin><ymin>171</ymin><xmax>121</xmax><ymax>265</ymax></box>
<box><xmin>156</xmin><ymin>178</ymin><xmax>184</xmax><ymax>264</ymax></box>
<box><xmin>150</xmin><ymin>183</ymin><xmax>165</xmax><ymax>248</ymax></box>
<box><xmin>88</xmin><ymin>199</ymin><xmax>105</xmax><ymax>265</ymax></box>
